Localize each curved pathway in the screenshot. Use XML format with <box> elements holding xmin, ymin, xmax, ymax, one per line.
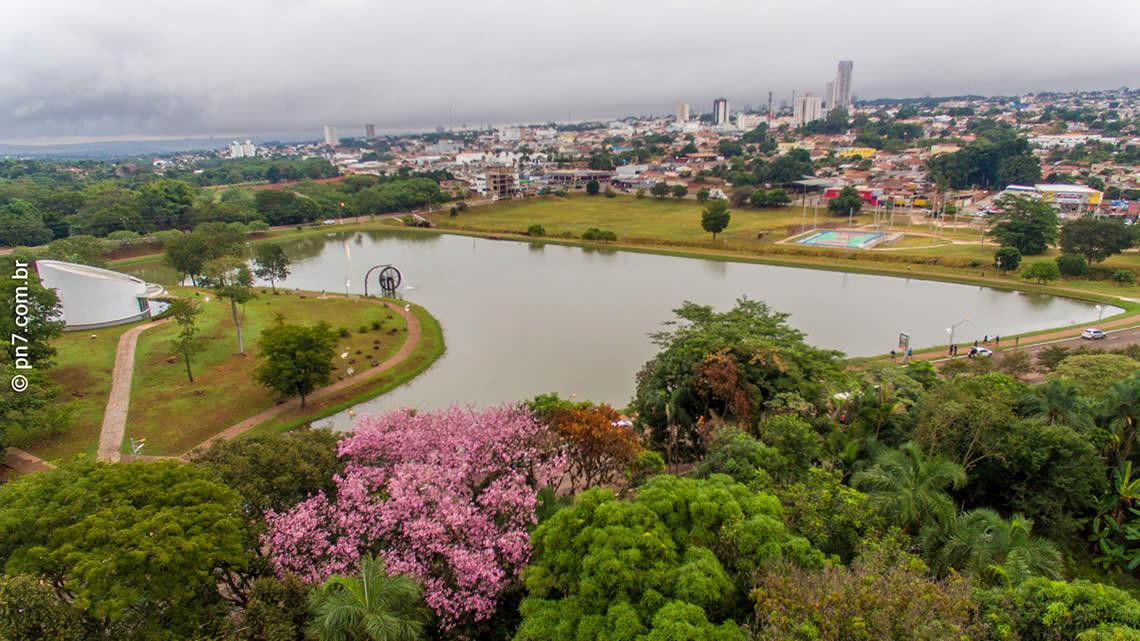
<box><xmin>96</xmin><ymin>320</ymin><xmax>168</xmax><ymax>462</ymax></box>
<box><xmin>182</xmin><ymin>300</ymin><xmax>422</xmax><ymax>457</ymax></box>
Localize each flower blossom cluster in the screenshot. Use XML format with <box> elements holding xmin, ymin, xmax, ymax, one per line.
<box><xmin>264</xmin><ymin>405</ymin><xmax>563</xmax><ymax>630</ymax></box>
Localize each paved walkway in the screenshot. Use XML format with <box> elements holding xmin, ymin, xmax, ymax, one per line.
<box><xmin>182</xmin><ymin>300</ymin><xmax>422</xmax><ymax>458</ymax></box>
<box><xmin>2</xmin><ymin>447</ymin><xmax>55</xmax><ymax>476</ymax></box>
<box><xmin>96</xmin><ymin>320</ymin><xmax>167</xmax><ymax>463</ymax></box>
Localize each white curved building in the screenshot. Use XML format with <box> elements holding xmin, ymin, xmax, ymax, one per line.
<box><xmin>36</xmin><ymin>260</ymin><xmax>167</xmax><ymax>330</ymax></box>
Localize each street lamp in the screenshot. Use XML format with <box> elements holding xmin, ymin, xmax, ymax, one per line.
<box><xmin>947</xmin><ymin>317</ymin><xmax>969</xmax><ymax>354</ymax></box>
<box><xmin>1096</xmin><ymin>304</ymin><xmax>1105</xmax><ymax>321</ymax></box>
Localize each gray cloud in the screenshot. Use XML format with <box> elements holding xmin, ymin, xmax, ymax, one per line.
<box><xmin>2</xmin><ymin>0</ymin><xmax>1138</xmax><ymax>141</ymax></box>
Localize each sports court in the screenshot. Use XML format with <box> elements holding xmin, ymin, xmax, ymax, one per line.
<box><xmin>796</xmin><ymin>229</ymin><xmax>886</xmax><ymax>249</ymax></box>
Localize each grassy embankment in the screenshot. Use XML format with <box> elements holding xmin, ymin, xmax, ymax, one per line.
<box><xmin>22</xmin><ymin>288</ymin><xmax>443</xmax><ymax>461</ymax></box>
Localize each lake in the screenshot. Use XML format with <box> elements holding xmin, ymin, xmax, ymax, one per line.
<box><xmin>126</xmin><ymin>230</ymin><xmax>1118</xmax><ymax>428</ymax></box>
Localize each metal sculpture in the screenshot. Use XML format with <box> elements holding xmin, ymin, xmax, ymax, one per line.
<box><xmin>364</xmin><ymin>264</ymin><xmax>402</xmax><ymax>297</ymax></box>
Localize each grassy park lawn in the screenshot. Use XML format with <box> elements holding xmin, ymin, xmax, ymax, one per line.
<box><xmin>125</xmin><ymin>287</ymin><xmax>410</xmax><ymax>455</ymax></box>
<box><xmin>433</xmin><ymin>194</ymin><xmax>879</xmax><ymax>245</ymax></box>
<box><xmin>14</xmin><ymin>323</ymin><xmax>137</xmax><ymax>462</ymax></box>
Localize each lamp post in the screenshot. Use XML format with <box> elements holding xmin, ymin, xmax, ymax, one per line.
<box><xmin>1097</xmin><ymin>304</ymin><xmax>1105</xmax><ymax>321</ymax></box>
<box><xmin>947</xmin><ymin>317</ymin><xmax>969</xmax><ymax>355</ymax></box>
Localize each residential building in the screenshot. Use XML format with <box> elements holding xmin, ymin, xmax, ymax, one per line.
<box><xmin>676</xmin><ymin>101</ymin><xmax>690</xmax><ymax>123</ymax></box>
<box><xmin>323</xmin><ymin>125</ymin><xmax>339</xmax><ymax>146</ymax></box>
<box><xmin>228</xmin><ymin>139</ymin><xmax>256</xmax><ymax>158</ymax></box>
<box><xmin>833</xmin><ymin>60</ymin><xmax>854</xmax><ymax>109</ymax></box>
<box><xmin>365</xmin><ymin>124</ymin><xmax>376</xmax><ymax>139</ymax></box>
<box><xmin>792</xmin><ymin>95</ymin><xmax>823</xmax><ymax>127</ymax></box>
<box><xmin>825</xmin><ymin>81</ymin><xmax>835</xmax><ymax>110</ymax></box>
<box><xmin>479</xmin><ymin>166</ymin><xmax>518</xmax><ymax>198</ymax></box>
<box><xmin>713</xmin><ymin>98</ymin><xmax>730</xmax><ymax>125</ymax></box>
<box><xmin>737</xmin><ymin>113</ymin><xmax>764</xmax><ymax>130</ymax></box>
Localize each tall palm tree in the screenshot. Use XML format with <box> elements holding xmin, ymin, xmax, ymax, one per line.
<box><xmin>309</xmin><ymin>555</ymin><xmax>430</xmax><ymax>641</ymax></box>
<box><xmin>940</xmin><ymin>508</ymin><xmax>1062</xmax><ymax>586</ymax></box>
<box><xmin>852</xmin><ymin>442</ymin><xmax>966</xmax><ymax>534</ymax></box>
<box><xmin>1099</xmin><ymin>376</ymin><xmax>1140</xmax><ymax>465</ymax></box>
<box><xmin>1021</xmin><ymin>379</ymin><xmax>1092</xmax><ymax>430</ymax></box>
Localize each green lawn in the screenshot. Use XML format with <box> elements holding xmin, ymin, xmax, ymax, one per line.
<box><xmin>14</xmin><ymin>323</ymin><xmax>138</xmax><ymax>462</ymax></box>
<box><xmin>126</xmin><ymin>287</ymin><xmax>410</xmax><ymax>455</ymax></box>
<box><xmin>434</xmin><ymin>194</ymin><xmax>880</xmax><ymax>245</ymax></box>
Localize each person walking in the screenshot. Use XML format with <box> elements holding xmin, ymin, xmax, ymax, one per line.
<box><xmin>995</xmin><ymin>335</ymin><xmax>1000</xmax><ymax>345</ymax></box>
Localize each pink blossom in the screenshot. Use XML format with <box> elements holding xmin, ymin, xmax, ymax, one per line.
<box><xmin>264</xmin><ymin>405</ymin><xmax>563</xmax><ymax>630</ymax></box>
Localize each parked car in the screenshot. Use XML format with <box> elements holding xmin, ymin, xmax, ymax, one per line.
<box><xmin>1082</xmin><ymin>328</ymin><xmax>1107</xmax><ymax>340</ymax></box>
<box><xmin>968</xmin><ymin>347</ymin><xmax>993</xmax><ymax>358</ymax></box>
<box><xmin>322</xmin><ymin>219</ymin><xmax>337</xmax><ymax>225</ymax></box>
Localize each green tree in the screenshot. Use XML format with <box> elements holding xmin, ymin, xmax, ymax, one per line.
<box><xmin>992</xmin><ymin>196</ymin><xmax>1059</xmax><ymax>255</ymax></box>
<box><xmin>0</xmin><ymin>260</ymin><xmax>63</xmax><ymax>366</ymax></box>
<box><xmin>996</xmin><ymin>153</ymin><xmax>1043</xmax><ymax>187</ymax></box>
<box><xmin>515</xmin><ymin>475</ymin><xmax>821</xmax><ymax>641</ymax></box>
<box><xmin>585</xmin><ymin>179</ymin><xmax>600</xmax><ymax>195</ymax></box>
<box><xmin>631</xmin><ymin>298</ymin><xmax>841</xmax><ymax>460</ymax></box>
<box><xmin>1061</xmin><ymin>217</ymin><xmax>1133</xmax><ymax>264</ymax></box>
<box><xmin>0</xmin><ymin>574</ymin><xmax>89</xmax><ymax>641</ymax></box>
<box><xmin>1056</xmin><ymin>253</ymin><xmax>1089</xmax><ymax>277</ymax></box>
<box><xmin>203</xmin><ymin>256</ymin><xmax>256</xmax><ymax>354</ymax></box>
<box><xmin>1022</xmin><ymin>260</ymin><xmax>1060</xmax><ymax>284</ymax></box>
<box><xmin>0</xmin><ymin>462</ymin><xmax>248</xmax><ymax>639</ymax></box>
<box><xmin>1054</xmin><ymin>353</ymin><xmax>1140</xmax><ymax>396</ymax></box>
<box><xmin>308</xmin><ymin>555</ymin><xmax>430</xmax><ymax>641</ymax></box>
<box><xmin>671</xmin><ymin>184</ymin><xmax>689</xmax><ymax>199</ymax></box>
<box><xmin>42</xmin><ymin>235</ymin><xmax>107</xmax><ymax>266</ymax></box>
<box><xmin>934</xmin><ymin>508</ymin><xmax>1062</xmax><ymax>585</ymax></box>
<box><xmin>191</xmin><ymin>430</ymin><xmax>343</xmax><ymax>522</ymax></box>
<box><xmin>253</xmin><ymin>243</ymin><xmax>292</xmax><ymax>293</ymax></box>
<box><xmin>976</xmin><ymin>578</ymin><xmax>1140</xmax><ymax>641</ymax></box>
<box><xmin>1098</xmin><ymin>376</ymin><xmax>1140</xmax><ymax>466</ymax></box>
<box><xmin>137</xmin><ymin>179</ymin><xmax>195</xmax><ymax>230</ymax></box>
<box><xmin>701</xmin><ymin>199</ymin><xmax>731</xmax><ymax>239</ymax></box>
<box><xmin>994</xmin><ymin>246</ymin><xmax>1021</xmax><ymax>271</ymax></box>
<box><xmin>851</xmin><ymin>442</ymin><xmax>966</xmax><ymax>534</ymax></box>
<box><xmin>651</xmin><ymin>181</ymin><xmax>669</xmax><ymax>198</ymax></box>
<box><xmin>0</xmin><ymin>199</ymin><xmax>53</xmax><ymax>247</ymax></box>
<box><xmin>254</xmin><ymin>321</ymin><xmax>338</xmax><ymax>407</ymax></box>
<box><xmin>696</xmin><ymin>188</ymin><xmax>710</xmax><ymax>202</ymax></box>
<box><xmin>827</xmin><ymin>185</ymin><xmax>863</xmax><ymax>216</ymax></box>
<box><xmin>168</xmin><ymin>297</ymin><xmax>204</xmax><ymax>382</ymax></box>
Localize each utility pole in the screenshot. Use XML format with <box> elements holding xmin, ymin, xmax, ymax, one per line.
<box><xmin>767</xmin><ymin>91</ymin><xmax>774</xmax><ymax>124</ymax></box>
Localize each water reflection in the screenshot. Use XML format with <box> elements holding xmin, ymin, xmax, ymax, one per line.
<box><xmin>121</xmin><ymin>231</ymin><xmax>1120</xmax><ymax>425</ymax></box>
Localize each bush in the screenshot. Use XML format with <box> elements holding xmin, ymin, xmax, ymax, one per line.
<box><xmin>449</xmin><ymin>206</ymin><xmax>458</xmax><ymax>216</ymax></box>
<box><xmin>1022</xmin><ymin>260</ymin><xmax>1060</xmax><ymax>284</ymax></box>
<box><xmin>586</xmin><ymin>179</ymin><xmax>600</xmax><ymax>195</ymax></box>
<box><xmin>994</xmin><ymin>247</ymin><xmax>1021</xmax><ymax>271</ymax></box>
<box><xmin>582</xmin><ymin>228</ymin><xmax>617</xmax><ymax>242</ymax></box>
<box><xmin>248</xmin><ymin>220</ymin><xmax>270</xmax><ymax>231</ymax></box>
<box><xmin>1056</xmin><ymin>254</ymin><xmax>1089</xmax><ymax>277</ymax></box>
<box><xmin>604</xmin><ymin>187</ymin><xmax>617</xmax><ymax>198</ymax></box>
<box><xmin>106</xmin><ymin>230</ymin><xmax>142</xmax><ymax>245</ymax></box>
<box><xmin>635</xmin><ymin>188</ymin><xmax>646</xmax><ymax>199</ymax></box>
<box><xmin>337</xmin><ymin>327</ymin><xmax>351</xmax><ymax>338</ymax></box>
<box><xmin>527</xmin><ymin>224</ymin><xmax>545</xmax><ymax>237</ymax></box>
<box><xmin>357</xmin><ymin>325</ymin><xmax>368</xmax><ymax>334</ymax></box>
<box><xmin>370</xmin><ymin>320</ymin><xmax>382</xmax><ymax>330</ymax></box>
<box><xmin>1113</xmin><ymin>269</ymin><xmax>1137</xmax><ymax>285</ymax></box>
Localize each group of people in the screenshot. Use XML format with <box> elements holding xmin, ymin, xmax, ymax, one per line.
<box><xmin>947</xmin><ymin>334</ymin><xmax>1001</xmax><ymax>358</ymax></box>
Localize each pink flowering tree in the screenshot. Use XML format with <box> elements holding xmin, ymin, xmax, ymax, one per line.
<box><xmin>264</xmin><ymin>405</ymin><xmax>563</xmax><ymax>631</ymax></box>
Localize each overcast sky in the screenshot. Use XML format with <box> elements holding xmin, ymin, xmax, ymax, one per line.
<box><xmin>2</xmin><ymin>0</ymin><xmax>1138</xmax><ymax>143</ymax></box>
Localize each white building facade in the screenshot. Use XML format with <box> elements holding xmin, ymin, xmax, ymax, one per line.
<box><xmin>36</xmin><ymin>260</ymin><xmax>167</xmax><ymax>330</ymax></box>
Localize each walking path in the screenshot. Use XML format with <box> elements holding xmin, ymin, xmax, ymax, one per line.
<box><xmin>3</xmin><ymin>447</ymin><xmax>55</xmax><ymax>475</ymax></box>
<box><xmin>181</xmin><ymin>300</ymin><xmax>421</xmax><ymax>458</ymax></box>
<box><xmin>95</xmin><ymin>320</ymin><xmax>167</xmax><ymax>463</ymax></box>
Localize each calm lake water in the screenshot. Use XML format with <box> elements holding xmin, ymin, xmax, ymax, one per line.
<box><xmin>126</xmin><ymin>230</ymin><xmax>1118</xmax><ymax>428</ymax></box>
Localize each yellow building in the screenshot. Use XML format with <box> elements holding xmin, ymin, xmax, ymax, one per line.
<box><xmin>1035</xmin><ymin>184</ymin><xmax>1103</xmax><ymax>207</ymax></box>
<box><xmin>778</xmin><ymin>141</ymin><xmax>815</xmax><ymax>153</ymax></box>
<box><xmin>838</xmin><ymin>147</ymin><xmax>877</xmax><ymax>158</ymax></box>
<box><xmin>930</xmin><ymin>144</ymin><xmax>961</xmax><ymax>156</ymax></box>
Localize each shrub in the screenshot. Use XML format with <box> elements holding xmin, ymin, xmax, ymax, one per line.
<box><xmin>1056</xmin><ymin>254</ymin><xmax>1089</xmax><ymax>277</ymax></box>
<box><xmin>370</xmin><ymin>320</ymin><xmax>381</xmax><ymax>330</ymax></box>
<box><xmin>635</xmin><ymin>188</ymin><xmax>646</xmax><ymax>199</ymax></box>
<box><xmin>1022</xmin><ymin>260</ymin><xmax>1060</xmax><ymax>284</ymax></box>
<box><xmin>586</xmin><ymin>179</ymin><xmax>600</xmax><ymax>195</ymax></box>
<box><xmin>449</xmin><ymin>206</ymin><xmax>458</xmax><ymax>216</ymax></box>
<box><xmin>604</xmin><ymin>187</ymin><xmax>617</xmax><ymax>198</ymax></box>
<box><xmin>582</xmin><ymin>228</ymin><xmax>616</xmax><ymax>242</ymax></box>
<box><xmin>357</xmin><ymin>325</ymin><xmax>368</xmax><ymax>334</ymax></box>
<box><xmin>337</xmin><ymin>327</ymin><xmax>351</xmax><ymax>338</ymax></box>
<box><xmin>1113</xmin><ymin>269</ymin><xmax>1137</xmax><ymax>285</ymax></box>
<box><xmin>527</xmin><ymin>224</ymin><xmax>545</xmax><ymax>236</ymax></box>
<box><xmin>248</xmin><ymin>220</ymin><xmax>270</xmax><ymax>231</ymax></box>
<box><xmin>994</xmin><ymin>247</ymin><xmax>1021</xmax><ymax>271</ymax></box>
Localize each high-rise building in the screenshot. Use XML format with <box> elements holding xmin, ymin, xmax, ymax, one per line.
<box><xmin>323</xmin><ymin>125</ymin><xmax>338</xmax><ymax>146</ymax></box>
<box><xmin>737</xmin><ymin>113</ymin><xmax>763</xmax><ymax>130</ymax></box>
<box><xmin>825</xmin><ymin>81</ymin><xmax>836</xmax><ymax>110</ymax></box>
<box><xmin>365</xmin><ymin>124</ymin><xmax>376</xmax><ymax>139</ymax></box>
<box><xmin>793</xmin><ymin>95</ymin><xmax>823</xmax><ymax>127</ymax></box>
<box><xmin>712</xmin><ymin>98</ymin><xmax>729</xmax><ymax>125</ymax></box>
<box><xmin>833</xmin><ymin>60</ymin><xmax>854</xmax><ymax>110</ymax></box>
<box><xmin>227</xmin><ymin>139</ymin><xmax>256</xmax><ymax>158</ymax></box>
<box><xmin>675</xmin><ymin>101</ymin><xmax>690</xmax><ymax>123</ymax></box>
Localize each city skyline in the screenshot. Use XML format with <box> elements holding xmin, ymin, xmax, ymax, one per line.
<box><xmin>1</xmin><ymin>0</ymin><xmax>1138</xmax><ymax>141</ymax></box>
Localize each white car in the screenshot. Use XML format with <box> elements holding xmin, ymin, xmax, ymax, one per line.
<box><xmin>1082</xmin><ymin>328</ymin><xmax>1107</xmax><ymax>340</ymax></box>
<box><xmin>968</xmin><ymin>347</ymin><xmax>993</xmax><ymax>358</ymax></box>
<box><xmin>322</xmin><ymin>219</ymin><xmax>337</xmax><ymax>225</ymax></box>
